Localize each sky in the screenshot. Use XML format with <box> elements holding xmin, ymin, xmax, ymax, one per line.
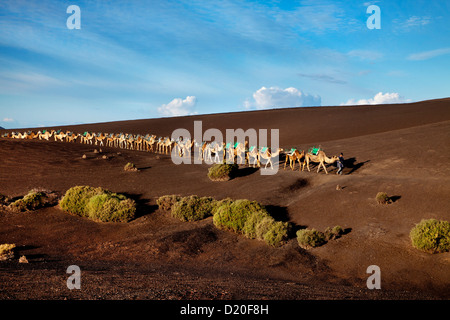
<box><xmin>0</xmin><ymin>0</ymin><xmax>449</xmax><ymax>129</ymax></box>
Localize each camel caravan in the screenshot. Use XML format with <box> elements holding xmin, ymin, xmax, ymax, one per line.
<box><xmin>1</xmin><ymin>129</ymin><xmax>341</xmax><ymax>174</ymax></box>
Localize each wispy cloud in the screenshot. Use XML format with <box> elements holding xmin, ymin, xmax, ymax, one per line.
<box><xmin>407</xmin><ymin>48</ymin><xmax>450</xmax><ymax>61</ymax></box>
<box><xmin>347</xmin><ymin>50</ymin><xmax>383</xmax><ymax>61</ymax></box>
<box><xmin>298</xmin><ymin>72</ymin><xmax>346</xmax><ymax>84</ymax></box>
<box><xmin>0</xmin><ymin>71</ymin><xmax>66</xmax><ymax>94</ymax></box>
<box><xmin>393</xmin><ymin>16</ymin><xmax>432</xmax><ymax>31</ymax></box>
<box><xmin>2</xmin><ymin>117</ymin><xmax>14</xmax><ymax>122</ymax></box>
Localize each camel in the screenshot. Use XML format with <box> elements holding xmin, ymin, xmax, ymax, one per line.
<box><xmin>54</xmin><ymin>130</ymin><xmax>66</xmax><ymax>142</ymax></box>
<box><xmin>175</xmin><ymin>138</ymin><xmax>194</xmax><ymax>158</ymax></box>
<box><xmin>155</xmin><ymin>137</ymin><xmax>163</xmax><ymax>153</ymax></box>
<box><xmin>204</xmin><ymin>142</ymin><xmax>224</xmax><ymax>163</ymax></box>
<box><xmin>284</xmin><ymin>149</ymin><xmax>305</xmax><ymax>171</ymax></box>
<box><xmin>79</xmin><ymin>132</ymin><xmax>95</xmax><ymax>145</ymax></box>
<box><xmin>116</xmin><ymin>133</ymin><xmax>127</xmax><ymax>149</ymax></box>
<box><xmin>125</xmin><ymin>134</ymin><xmax>135</xmax><ymax>150</ymax></box>
<box><xmin>302</xmin><ymin>150</ymin><xmax>339</xmax><ymax>174</ymax></box>
<box><xmin>258</xmin><ymin>147</ymin><xmax>283</xmax><ymax>169</ymax></box>
<box><xmin>246</xmin><ymin>146</ymin><xmax>259</xmax><ymax>167</ymax></box>
<box><xmin>144</xmin><ymin>135</ymin><xmax>157</xmax><ymax>152</ymax></box>
<box><xmin>133</xmin><ymin>135</ymin><xmax>144</xmax><ymax>151</ymax></box>
<box><xmin>106</xmin><ymin>133</ymin><xmax>116</xmax><ymax>147</ymax></box>
<box><xmin>94</xmin><ymin>133</ymin><xmax>106</xmax><ymax>146</ymax></box>
<box><xmin>65</xmin><ymin>132</ymin><xmax>78</xmax><ymax>143</ymax></box>
<box><xmin>181</xmin><ymin>139</ymin><xmax>194</xmax><ymax>158</ymax></box>
<box><xmin>156</xmin><ymin>137</ymin><xmax>173</xmax><ymax>154</ymax></box>
<box><xmin>195</xmin><ymin>141</ymin><xmax>207</xmax><ymax>161</ymax></box>
<box><xmin>38</xmin><ymin>130</ymin><xmax>54</xmax><ymax>141</ymax></box>
<box><xmin>226</xmin><ymin>141</ymin><xmax>247</xmax><ymax>164</ymax></box>
<box><xmin>21</xmin><ymin>131</ymin><xmax>38</xmax><ymax>139</ymax></box>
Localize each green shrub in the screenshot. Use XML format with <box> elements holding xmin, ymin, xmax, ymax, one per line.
<box><xmin>325</xmin><ymin>225</ymin><xmax>344</xmax><ymax>240</ymax></box>
<box><xmin>60</xmin><ymin>186</ymin><xmax>136</xmax><ymax>222</ymax></box>
<box><xmin>263</xmin><ymin>221</ymin><xmax>290</xmax><ymax>247</ymax></box>
<box><xmin>86</xmin><ymin>193</ymin><xmax>136</xmax><ymax>222</ymax></box>
<box><xmin>376</xmin><ymin>192</ymin><xmax>391</xmax><ymax>204</ymax></box>
<box><xmin>7</xmin><ymin>189</ymin><xmax>58</xmax><ymax>212</ymax></box>
<box><xmin>157</xmin><ymin>194</ymin><xmax>289</xmax><ymax>247</ymax></box>
<box><xmin>255</xmin><ymin>216</ymin><xmax>276</xmax><ymax>240</ymax></box>
<box><xmin>0</xmin><ymin>243</ymin><xmax>15</xmax><ymax>261</ymax></box>
<box><xmin>156</xmin><ymin>195</ymin><xmax>182</xmax><ymax>211</ymax></box>
<box><xmin>296</xmin><ymin>228</ymin><xmax>326</xmax><ymax>249</ymax></box>
<box><xmin>171</xmin><ymin>195</ymin><xmax>216</xmax><ymax>222</ymax></box>
<box><xmin>9</xmin><ymin>191</ymin><xmax>44</xmax><ymax>212</ymax></box>
<box><xmin>60</xmin><ymin>186</ymin><xmax>106</xmax><ymax>217</ymax></box>
<box><xmin>242</xmin><ymin>211</ymin><xmax>271</xmax><ymax>239</ymax></box>
<box><xmin>208</xmin><ymin>163</ymin><xmax>239</xmax><ymax>181</ymax></box>
<box><xmin>410</xmin><ymin>219</ymin><xmax>450</xmax><ymax>254</ymax></box>
<box><xmin>213</xmin><ymin>199</ymin><xmax>267</xmax><ymax>233</ymax></box>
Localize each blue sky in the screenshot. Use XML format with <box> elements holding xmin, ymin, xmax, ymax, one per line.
<box><xmin>0</xmin><ymin>0</ymin><xmax>449</xmax><ymax>128</ymax></box>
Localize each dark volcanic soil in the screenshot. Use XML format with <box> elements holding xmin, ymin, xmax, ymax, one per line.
<box><xmin>0</xmin><ymin>99</ymin><xmax>449</xmax><ymax>301</ymax></box>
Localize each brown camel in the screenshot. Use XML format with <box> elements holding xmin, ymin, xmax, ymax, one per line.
<box><xmin>302</xmin><ymin>150</ymin><xmax>339</xmax><ymax>174</ymax></box>
<box><xmin>258</xmin><ymin>147</ymin><xmax>283</xmax><ymax>169</ymax></box>
<box><xmin>226</xmin><ymin>141</ymin><xmax>247</xmax><ymax>164</ymax></box>
<box><xmin>284</xmin><ymin>149</ymin><xmax>305</xmax><ymax>171</ymax></box>
<box><xmin>38</xmin><ymin>130</ymin><xmax>55</xmax><ymax>141</ymax></box>
<box><xmin>144</xmin><ymin>135</ymin><xmax>157</xmax><ymax>152</ymax></box>
<box><xmin>246</xmin><ymin>146</ymin><xmax>259</xmax><ymax>167</ymax></box>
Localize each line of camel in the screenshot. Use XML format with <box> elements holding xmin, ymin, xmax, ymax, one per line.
<box><xmin>2</xmin><ymin>129</ymin><xmax>339</xmax><ymax>174</ymax></box>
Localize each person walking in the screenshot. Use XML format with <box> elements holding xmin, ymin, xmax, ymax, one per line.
<box><xmin>336</xmin><ymin>153</ymin><xmax>344</xmax><ymax>175</ymax></box>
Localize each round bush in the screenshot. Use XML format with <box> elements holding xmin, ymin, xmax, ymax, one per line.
<box><xmin>207</xmin><ymin>163</ymin><xmax>239</xmax><ymax>181</ymax></box>
<box><xmin>263</xmin><ymin>221</ymin><xmax>290</xmax><ymax>247</ymax></box>
<box><xmin>156</xmin><ymin>195</ymin><xmax>182</xmax><ymax>211</ymax></box>
<box><xmin>325</xmin><ymin>225</ymin><xmax>344</xmax><ymax>240</ymax></box>
<box><xmin>171</xmin><ymin>195</ymin><xmax>216</xmax><ymax>221</ymax></box>
<box><xmin>0</xmin><ymin>244</ymin><xmax>16</xmax><ymax>261</ymax></box>
<box><xmin>7</xmin><ymin>189</ymin><xmax>58</xmax><ymax>212</ymax></box>
<box><xmin>376</xmin><ymin>192</ymin><xmax>391</xmax><ymax>204</ymax></box>
<box><xmin>213</xmin><ymin>199</ymin><xmax>267</xmax><ymax>233</ymax></box>
<box><xmin>86</xmin><ymin>193</ymin><xmax>136</xmax><ymax>222</ymax></box>
<box><xmin>255</xmin><ymin>216</ymin><xmax>276</xmax><ymax>240</ymax></box>
<box><xmin>242</xmin><ymin>211</ymin><xmax>271</xmax><ymax>239</ymax></box>
<box><xmin>410</xmin><ymin>219</ymin><xmax>450</xmax><ymax>254</ymax></box>
<box><xmin>296</xmin><ymin>228</ymin><xmax>326</xmax><ymax>249</ymax></box>
<box><xmin>124</xmin><ymin>162</ymin><xmax>138</xmax><ymax>172</ymax></box>
<box><xmin>60</xmin><ymin>186</ymin><xmax>136</xmax><ymax>222</ymax></box>
<box><xmin>9</xmin><ymin>191</ymin><xmax>44</xmax><ymax>212</ymax></box>
<box><xmin>60</xmin><ymin>186</ymin><xmax>106</xmax><ymax>217</ymax></box>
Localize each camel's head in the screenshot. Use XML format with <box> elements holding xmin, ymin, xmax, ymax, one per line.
<box><xmin>332</xmin><ymin>155</ymin><xmax>339</xmax><ymax>162</ymax></box>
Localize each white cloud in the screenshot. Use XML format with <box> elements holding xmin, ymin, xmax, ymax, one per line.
<box><xmin>157</xmin><ymin>96</ymin><xmax>197</xmax><ymax>117</ymax></box>
<box><xmin>341</xmin><ymin>92</ymin><xmax>410</xmax><ymax>106</ymax></box>
<box><xmin>407</xmin><ymin>48</ymin><xmax>450</xmax><ymax>61</ymax></box>
<box><xmin>403</xmin><ymin>16</ymin><xmax>431</xmax><ymax>27</ymax></box>
<box><xmin>245</xmin><ymin>86</ymin><xmax>321</xmax><ymax>110</ymax></box>
<box><xmin>2</xmin><ymin>117</ymin><xmax>14</xmax><ymax>122</ymax></box>
<box><xmin>394</xmin><ymin>16</ymin><xmax>431</xmax><ymax>31</ymax></box>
